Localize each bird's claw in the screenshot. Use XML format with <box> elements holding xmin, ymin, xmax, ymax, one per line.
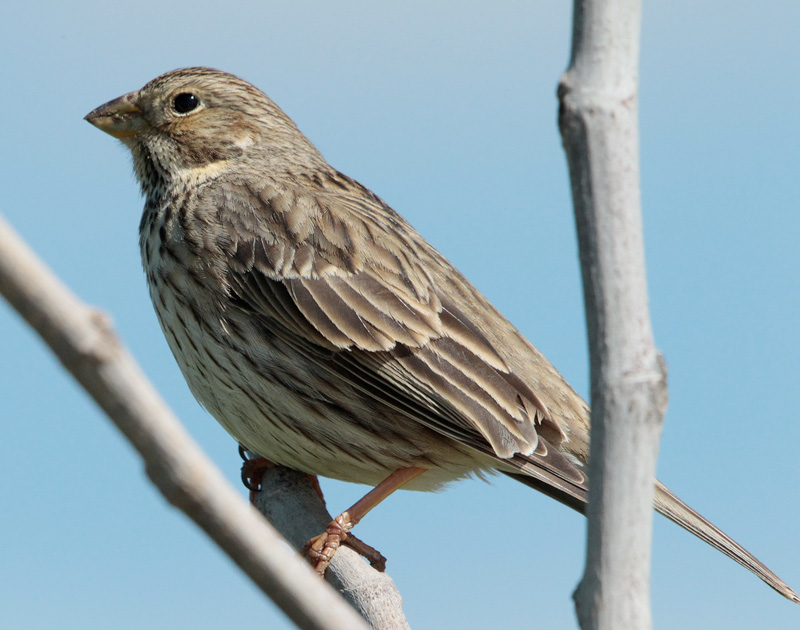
<box><xmin>239</xmin><ymin>447</ymin><xmax>274</xmax><ymax>501</ymax></box>
<box><xmin>303</xmin><ymin>512</ymin><xmax>387</xmax><ymax>575</ymax></box>
<box><xmin>304</xmin><ymin>513</ymin><xmax>352</xmax><ymax>576</ymax></box>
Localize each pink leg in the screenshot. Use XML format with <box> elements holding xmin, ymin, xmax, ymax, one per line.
<box><xmin>304</xmin><ymin>466</ymin><xmax>427</xmax><ymax>575</ymax></box>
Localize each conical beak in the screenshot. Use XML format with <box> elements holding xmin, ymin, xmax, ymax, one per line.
<box><xmin>85</xmin><ymin>91</ymin><xmax>146</xmax><ymax>139</ymax></box>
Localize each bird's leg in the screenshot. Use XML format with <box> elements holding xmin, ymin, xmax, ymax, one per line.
<box><xmin>300</xmin><ymin>470</ymin><xmax>383</xmax><ymax>561</ymax></box>
<box><xmin>240</xmin><ymin>446</ymin><xmax>422</xmax><ymax>572</ymax></box>
<box><xmin>304</xmin><ymin>466</ymin><xmax>427</xmax><ymax>575</ymax></box>
<box><xmin>302</xmin><ymin>474</ymin><xmax>389</xmax><ymax>570</ymax></box>
<box><xmin>305</xmin><ymin>472</ymin><xmax>325</xmax><ymax>504</ymax></box>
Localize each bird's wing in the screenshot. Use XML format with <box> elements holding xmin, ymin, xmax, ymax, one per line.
<box><xmin>215</xmin><ymin>181</ymin><xmax>584</xmax><ymax>488</ymax></box>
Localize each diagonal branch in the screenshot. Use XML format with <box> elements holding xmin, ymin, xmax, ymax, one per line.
<box><xmin>0</xmin><ymin>212</ymin><xmax>378</xmax><ymax>630</ymax></box>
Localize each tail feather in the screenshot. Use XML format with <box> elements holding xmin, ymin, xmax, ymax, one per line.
<box><xmin>506</xmin><ymin>470</ymin><xmax>798</xmax><ymax>603</ymax></box>
<box><xmin>654</xmin><ymin>482</ymin><xmax>799</xmax><ymax>603</ymax></box>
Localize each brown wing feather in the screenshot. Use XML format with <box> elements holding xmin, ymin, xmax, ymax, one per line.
<box><xmin>220</xmin><ymin>181</ymin><xmax>580</xmax><ymax>480</ymax></box>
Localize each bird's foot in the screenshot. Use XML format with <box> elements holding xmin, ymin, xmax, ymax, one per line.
<box><xmin>304</xmin><ymin>512</ymin><xmax>352</xmax><ymax>575</ymax></box>
<box><xmin>303</xmin><ymin>512</ymin><xmax>387</xmax><ymax>575</ymax></box>
<box><xmin>239</xmin><ymin>446</ymin><xmax>275</xmax><ymax>502</ymax></box>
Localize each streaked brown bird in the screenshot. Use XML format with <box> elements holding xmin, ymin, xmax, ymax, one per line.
<box><xmin>86</xmin><ymin>67</ymin><xmax>796</xmax><ymax>601</ymax></box>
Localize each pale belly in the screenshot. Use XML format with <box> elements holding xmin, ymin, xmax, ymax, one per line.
<box><xmin>148</xmin><ymin>273</ymin><xmax>493</xmax><ymax>491</ymax></box>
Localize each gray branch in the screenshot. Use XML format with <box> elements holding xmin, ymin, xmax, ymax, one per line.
<box><xmin>254</xmin><ymin>466</ymin><xmax>410</xmax><ymax>630</ymax></box>
<box><xmin>0</xmin><ymin>212</ymin><xmax>394</xmax><ymax>630</ymax></box>
<box><xmin>558</xmin><ymin>1</ymin><xmax>668</xmax><ymax>628</ymax></box>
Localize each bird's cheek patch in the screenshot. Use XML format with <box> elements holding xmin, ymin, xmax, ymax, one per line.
<box><xmin>232</xmin><ymin>130</ymin><xmax>257</xmax><ymax>152</ymax></box>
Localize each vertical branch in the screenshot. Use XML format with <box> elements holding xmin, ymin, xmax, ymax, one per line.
<box><xmin>558</xmin><ymin>1</ymin><xmax>668</xmax><ymax>629</ymax></box>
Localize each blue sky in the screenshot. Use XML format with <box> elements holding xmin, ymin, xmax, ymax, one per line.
<box><xmin>1</xmin><ymin>2</ymin><xmax>798</xmax><ymax>628</ymax></box>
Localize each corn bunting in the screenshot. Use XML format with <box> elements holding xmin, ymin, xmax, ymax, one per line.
<box><xmin>86</xmin><ymin>67</ymin><xmax>796</xmax><ymax>600</ymax></box>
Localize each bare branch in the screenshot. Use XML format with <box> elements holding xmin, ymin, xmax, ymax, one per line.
<box><xmin>253</xmin><ymin>467</ymin><xmax>411</xmax><ymax>630</ymax></box>
<box><xmin>0</xmin><ymin>212</ymin><xmax>373</xmax><ymax>630</ymax></box>
<box><xmin>558</xmin><ymin>1</ymin><xmax>667</xmax><ymax>628</ymax></box>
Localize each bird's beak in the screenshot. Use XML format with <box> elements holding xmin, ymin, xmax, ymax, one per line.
<box><xmin>85</xmin><ymin>91</ymin><xmax>146</xmax><ymax>139</ymax></box>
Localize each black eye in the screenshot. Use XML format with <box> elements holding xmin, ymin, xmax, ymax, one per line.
<box><xmin>173</xmin><ymin>93</ymin><xmax>199</xmax><ymax>114</ymax></box>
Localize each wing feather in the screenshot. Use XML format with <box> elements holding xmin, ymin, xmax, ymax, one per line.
<box><xmin>218</xmin><ymin>182</ymin><xmax>580</xmax><ymax>482</ymax></box>
<box><xmin>284</xmin><ymin>277</ymin><xmax>353</xmax><ymax>348</ymax></box>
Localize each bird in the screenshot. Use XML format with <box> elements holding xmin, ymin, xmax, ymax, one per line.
<box><xmin>85</xmin><ymin>66</ymin><xmax>796</xmax><ymax>600</ymax></box>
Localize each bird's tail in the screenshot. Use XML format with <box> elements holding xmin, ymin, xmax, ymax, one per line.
<box><xmin>506</xmin><ymin>469</ymin><xmax>797</xmax><ymax>602</ymax></box>
<box><xmin>654</xmin><ymin>481</ymin><xmax>798</xmax><ymax>603</ymax></box>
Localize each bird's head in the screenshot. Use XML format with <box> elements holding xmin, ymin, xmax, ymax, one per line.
<box><xmin>85</xmin><ymin>67</ymin><xmax>325</xmax><ymax>195</ymax></box>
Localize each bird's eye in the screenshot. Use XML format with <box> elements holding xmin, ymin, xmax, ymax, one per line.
<box><xmin>173</xmin><ymin>93</ymin><xmax>199</xmax><ymax>114</ymax></box>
